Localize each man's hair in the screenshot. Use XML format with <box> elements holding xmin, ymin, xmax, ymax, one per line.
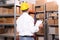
<box><xmin>22</xmin><ymin>8</ymin><xmax>28</xmax><ymax>12</ymax></box>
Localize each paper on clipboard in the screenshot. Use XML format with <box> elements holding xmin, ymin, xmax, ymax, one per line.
<box><xmin>35</xmin><ymin>20</ymin><xmax>42</xmax><ymax>27</ymax></box>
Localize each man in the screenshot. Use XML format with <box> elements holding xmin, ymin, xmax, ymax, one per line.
<box><xmin>16</xmin><ymin>2</ymin><xmax>43</xmax><ymax>40</ymax></box>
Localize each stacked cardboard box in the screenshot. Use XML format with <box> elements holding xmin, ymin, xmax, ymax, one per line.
<box><xmin>3</xmin><ymin>8</ymin><xmax>9</xmax><ymax>14</ymax></box>
<box><xmin>9</xmin><ymin>7</ymin><xmax>21</xmax><ymax>15</ymax></box>
<box><xmin>55</xmin><ymin>27</ymin><xmax>58</xmax><ymax>34</ymax></box>
<box><xmin>49</xmin><ymin>27</ymin><xmax>55</xmax><ymax>34</ymax></box>
<box><xmin>0</xmin><ymin>7</ymin><xmax>21</xmax><ymax>15</ymax></box>
<box><xmin>54</xmin><ymin>19</ymin><xmax>58</xmax><ymax>25</ymax></box>
<box><xmin>7</xmin><ymin>37</ymin><xmax>14</xmax><ymax>40</ymax></box>
<box><xmin>0</xmin><ymin>7</ymin><xmax>14</xmax><ymax>15</ymax></box>
<box><xmin>4</xmin><ymin>18</ymin><xmax>14</xmax><ymax>24</ymax></box>
<box><xmin>39</xmin><ymin>14</ymin><xmax>44</xmax><ymax>19</ymax></box>
<box><xmin>0</xmin><ymin>27</ymin><xmax>5</xmax><ymax>34</ymax></box>
<box><xmin>36</xmin><ymin>13</ymin><xmax>44</xmax><ymax>19</ymax></box>
<box><xmin>38</xmin><ymin>37</ymin><xmax>44</xmax><ymax>40</ymax></box>
<box><xmin>0</xmin><ymin>18</ymin><xmax>5</xmax><ymax>24</ymax></box>
<box><xmin>46</xmin><ymin>2</ymin><xmax>58</xmax><ymax>11</ymax></box>
<box><xmin>49</xmin><ymin>13</ymin><xmax>57</xmax><ymax>17</ymax></box>
<box><xmin>0</xmin><ymin>7</ymin><xmax>4</xmax><ymax>15</ymax></box>
<box><xmin>8</xmin><ymin>7</ymin><xmax>14</xmax><ymax>14</ymax></box>
<box><xmin>47</xmin><ymin>19</ymin><xmax>54</xmax><ymax>25</ymax></box>
<box><xmin>35</xmin><ymin>0</ymin><xmax>46</xmax><ymax>6</ymax></box>
<box><xmin>7</xmin><ymin>28</ymin><xmax>14</xmax><ymax>33</ymax></box>
<box><xmin>49</xmin><ymin>27</ymin><xmax>58</xmax><ymax>34</ymax></box>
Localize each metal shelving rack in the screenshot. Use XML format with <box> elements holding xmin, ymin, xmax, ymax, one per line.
<box><xmin>0</xmin><ymin>4</ymin><xmax>14</xmax><ymax>40</ymax></box>
<box><xmin>34</xmin><ymin>3</ymin><xmax>58</xmax><ymax>40</ymax></box>
<box><xmin>0</xmin><ymin>14</ymin><xmax>19</xmax><ymax>17</ymax></box>
<box><xmin>0</xmin><ymin>2</ymin><xmax>15</xmax><ymax>40</ymax></box>
<box><xmin>47</xmin><ymin>10</ymin><xmax>58</xmax><ymax>40</ymax></box>
<box><xmin>34</xmin><ymin>5</ymin><xmax>46</xmax><ymax>40</ymax></box>
<box><xmin>35</xmin><ymin>5</ymin><xmax>44</xmax><ymax>32</ymax></box>
<box><xmin>0</xmin><ymin>3</ymin><xmax>20</xmax><ymax>40</ymax></box>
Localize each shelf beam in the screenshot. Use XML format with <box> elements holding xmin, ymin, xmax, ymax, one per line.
<box><xmin>0</xmin><ymin>4</ymin><xmax>14</xmax><ymax>7</ymax></box>
<box><xmin>0</xmin><ymin>14</ymin><xmax>19</xmax><ymax>18</ymax></box>
<box><xmin>0</xmin><ymin>24</ymin><xmax>14</xmax><ymax>26</ymax></box>
<box><xmin>36</xmin><ymin>11</ymin><xmax>44</xmax><ymax>14</ymax></box>
<box><xmin>35</xmin><ymin>6</ymin><xmax>41</xmax><ymax>8</ymax></box>
<box><xmin>0</xmin><ymin>4</ymin><xmax>20</xmax><ymax>7</ymax></box>
<box><xmin>46</xmin><ymin>11</ymin><xmax>58</xmax><ymax>13</ymax></box>
<box><xmin>48</xmin><ymin>25</ymin><xmax>58</xmax><ymax>27</ymax></box>
<box><xmin>36</xmin><ymin>34</ymin><xmax>44</xmax><ymax>37</ymax></box>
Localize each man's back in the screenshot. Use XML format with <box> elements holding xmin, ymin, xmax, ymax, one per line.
<box><xmin>16</xmin><ymin>12</ymin><xmax>35</xmax><ymax>36</ymax></box>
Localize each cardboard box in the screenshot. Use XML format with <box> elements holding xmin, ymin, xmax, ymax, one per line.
<box><xmin>36</xmin><ymin>6</ymin><xmax>44</xmax><ymax>12</ymax></box>
<box><xmin>55</xmin><ymin>27</ymin><xmax>58</xmax><ymax>34</ymax></box>
<box><xmin>40</xmin><ymin>6</ymin><xmax>44</xmax><ymax>12</ymax></box>
<box><xmin>8</xmin><ymin>7</ymin><xmax>21</xmax><ymax>15</ymax></box>
<box><xmin>16</xmin><ymin>7</ymin><xmax>20</xmax><ymax>15</ymax></box>
<box><xmin>7</xmin><ymin>28</ymin><xmax>14</xmax><ymax>33</ymax></box>
<box><xmin>35</xmin><ymin>7</ymin><xmax>40</xmax><ymax>12</ymax></box>
<box><xmin>49</xmin><ymin>27</ymin><xmax>56</xmax><ymax>34</ymax></box>
<box><xmin>0</xmin><ymin>27</ymin><xmax>5</xmax><ymax>34</ymax></box>
<box><xmin>4</xmin><ymin>18</ymin><xmax>14</xmax><ymax>24</ymax></box>
<box><xmin>0</xmin><ymin>18</ymin><xmax>4</xmax><ymax>24</ymax></box>
<box><xmin>49</xmin><ymin>27</ymin><xmax>58</xmax><ymax>34</ymax></box>
<box><xmin>36</xmin><ymin>14</ymin><xmax>44</xmax><ymax>19</ymax></box>
<box><xmin>10</xmin><ymin>28</ymin><xmax>14</xmax><ymax>33</ymax></box>
<box><xmin>38</xmin><ymin>37</ymin><xmax>44</xmax><ymax>40</ymax></box>
<box><xmin>46</xmin><ymin>2</ymin><xmax>58</xmax><ymax>11</ymax></box>
<box><xmin>47</xmin><ymin>19</ymin><xmax>54</xmax><ymax>25</ymax></box>
<box><xmin>8</xmin><ymin>7</ymin><xmax>14</xmax><ymax>14</ymax></box>
<box><xmin>0</xmin><ymin>7</ymin><xmax>4</xmax><ymax>15</ymax></box>
<box><xmin>39</xmin><ymin>14</ymin><xmax>44</xmax><ymax>19</ymax></box>
<box><xmin>7</xmin><ymin>37</ymin><xmax>14</xmax><ymax>40</ymax></box>
<box><xmin>54</xmin><ymin>19</ymin><xmax>58</xmax><ymax>25</ymax></box>
<box><xmin>35</xmin><ymin>0</ymin><xmax>46</xmax><ymax>6</ymax></box>
<box><xmin>3</xmin><ymin>8</ymin><xmax>9</xmax><ymax>14</ymax></box>
<box><xmin>49</xmin><ymin>12</ymin><xmax>58</xmax><ymax>17</ymax></box>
